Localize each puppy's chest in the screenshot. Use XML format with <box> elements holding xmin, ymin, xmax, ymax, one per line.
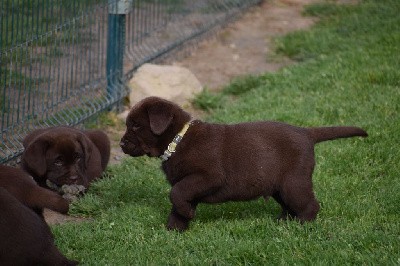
<box><xmin>161</xmin><ymin>161</ymin><xmax>190</xmax><ymax>185</ymax></box>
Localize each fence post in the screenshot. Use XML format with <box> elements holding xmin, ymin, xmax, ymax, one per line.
<box><xmin>106</xmin><ymin>0</ymin><xmax>132</xmax><ymax>99</ymax></box>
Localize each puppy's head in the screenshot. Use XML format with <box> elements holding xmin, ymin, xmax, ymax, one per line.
<box><xmin>22</xmin><ymin>127</ymin><xmax>93</xmax><ymax>187</ymax></box>
<box><xmin>120</xmin><ymin>97</ymin><xmax>191</xmax><ymax>158</ymax></box>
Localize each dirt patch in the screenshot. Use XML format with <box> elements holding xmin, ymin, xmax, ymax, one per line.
<box><xmin>45</xmin><ymin>0</ymin><xmax>319</xmax><ymax>225</ymax></box>
<box><xmin>174</xmin><ymin>0</ymin><xmax>318</xmax><ymax>90</ymax></box>
<box><xmin>44</xmin><ymin>209</ymin><xmax>88</xmax><ymax>225</ymax></box>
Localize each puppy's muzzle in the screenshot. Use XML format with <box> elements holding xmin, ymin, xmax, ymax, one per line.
<box><xmin>120</xmin><ymin>138</ymin><xmax>131</xmax><ymax>154</ymax></box>
<box><xmin>120</xmin><ymin>136</ymin><xmax>145</xmax><ymax>157</ymax></box>
<box><xmin>119</xmin><ymin>139</ymin><xmax>128</xmax><ymax>150</ymax></box>
<box><xmin>119</xmin><ymin>140</ymin><xmax>126</xmax><ymax>147</ymax></box>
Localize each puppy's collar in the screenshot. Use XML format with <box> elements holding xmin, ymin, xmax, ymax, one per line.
<box><xmin>160</xmin><ymin>121</ymin><xmax>192</xmax><ymax>162</ymax></box>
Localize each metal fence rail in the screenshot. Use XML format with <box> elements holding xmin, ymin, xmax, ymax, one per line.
<box><xmin>0</xmin><ymin>0</ymin><xmax>261</xmax><ymax>163</ymax></box>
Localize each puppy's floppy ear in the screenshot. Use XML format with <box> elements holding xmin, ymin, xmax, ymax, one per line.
<box><xmin>22</xmin><ymin>128</ymin><xmax>48</xmax><ymax>148</ymax></box>
<box><xmin>77</xmin><ymin>133</ymin><xmax>93</xmax><ymax>168</ymax></box>
<box><xmin>22</xmin><ymin>137</ymin><xmax>49</xmax><ymax>177</ymax></box>
<box><xmin>84</xmin><ymin>130</ymin><xmax>110</xmax><ymax>171</ymax></box>
<box><xmin>147</xmin><ymin>102</ymin><xmax>173</xmax><ymax>135</ymax></box>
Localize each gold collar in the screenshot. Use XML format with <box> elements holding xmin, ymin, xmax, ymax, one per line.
<box><xmin>160</xmin><ymin>121</ymin><xmax>192</xmax><ymax>162</ymax></box>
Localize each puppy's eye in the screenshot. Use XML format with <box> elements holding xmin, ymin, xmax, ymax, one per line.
<box><xmin>54</xmin><ymin>159</ymin><xmax>63</xmax><ymax>167</ymax></box>
<box><xmin>132</xmin><ymin>123</ymin><xmax>141</xmax><ymax>131</ymax></box>
<box><xmin>74</xmin><ymin>153</ymin><xmax>83</xmax><ymax>162</ymax></box>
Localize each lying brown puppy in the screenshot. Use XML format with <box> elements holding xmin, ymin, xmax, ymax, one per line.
<box><xmin>120</xmin><ymin>97</ymin><xmax>368</xmax><ymax>231</ymax></box>
<box><xmin>0</xmin><ymin>165</ymin><xmax>69</xmax><ymax>217</ymax></box>
<box><xmin>0</xmin><ymin>187</ymin><xmax>78</xmax><ymax>265</ymax></box>
<box><xmin>21</xmin><ymin>126</ymin><xmax>110</xmax><ymax>192</ymax></box>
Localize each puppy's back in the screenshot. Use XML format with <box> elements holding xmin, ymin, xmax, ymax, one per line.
<box><xmin>0</xmin><ymin>188</ymin><xmax>77</xmax><ymax>265</ymax></box>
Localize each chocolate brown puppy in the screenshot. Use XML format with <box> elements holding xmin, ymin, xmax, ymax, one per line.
<box><xmin>0</xmin><ymin>187</ymin><xmax>78</xmax><ymax>265</ymax></box>
<box><xmin>21</xmin><ymin>126</ymin><xmax>110</xmax><ymax>191</ymax></box>
<box><xmin>120</xmin><ymin>97</ymin><xmax>368</xmax><ymax>231</ymax></box>
<box><xmin>0</xmin><ymin>165</ymin><xmax>69</xmax><ymax>217</ymax></box>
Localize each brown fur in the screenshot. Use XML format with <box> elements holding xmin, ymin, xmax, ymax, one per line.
<box><xmin>21</xmin><ymin>126</ymin><xmax>110</xmax><ymax>190</ymax></box>
<box><xmin>0</xmin><ymin>187</ymin><xmax>78</xmax><ymax>265</ymax></box>
<box><xmin>120</xmin><ymin>97</ymin><xmax>368</xmax><ymax>231</ymax></box>
<box><xmin>0</xmin><ymin>165</ymin><xmax>69</xmax><ymax>217</ymax></box>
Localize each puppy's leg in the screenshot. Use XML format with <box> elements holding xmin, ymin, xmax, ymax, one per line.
<box><xmin>169</xmin><ymin>175</ymin><xmax>220</xmax><ymax>219</ymax></box>
<box><xmin>27</xmin><ymin>186</ymin><xmax>70</xmax><ymax>214</ymax></box>
<box><xmin>170</xmin><ymin>187</ymin><xmax>195</xmax><ymax>220</ymax></box>
<box><xmin>280</xmin><ymin>175</ymin><xmax>320</xmax><ymax>222</ymax></box>
<box><xmin>272</xmin><ymin>192</ymin><xmax>296</xmax><ymax>220</ymax></box>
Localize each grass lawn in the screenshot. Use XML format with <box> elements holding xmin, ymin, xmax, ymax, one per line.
<box><xmin>53</xmin><ymin>0</ymin><xmax>400</xmax><ymax>264</ymax></box>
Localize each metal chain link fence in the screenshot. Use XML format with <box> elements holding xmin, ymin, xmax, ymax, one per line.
<box><xmin>0</xmin><ymin>0</ymin><xmax>261</xmax><ymax>164</ymax></box>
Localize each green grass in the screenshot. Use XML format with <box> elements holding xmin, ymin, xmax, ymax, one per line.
<box><xmin>53</xmin><ymin>0</ymin><xmax>400</xmax><ymax>264</ymax></box>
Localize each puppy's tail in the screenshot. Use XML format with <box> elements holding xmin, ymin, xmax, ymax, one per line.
<box><xmin>308</xmin><ymin>126</ymin><xmax>368</xmax><ymax>144</ymax></box>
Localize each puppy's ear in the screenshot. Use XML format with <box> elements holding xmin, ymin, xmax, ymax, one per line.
<box><xmin>77</xmin><ymin>133</ymin><xmax>93</xmax><ymax>168</ymax></box>
<box><xmin>23</xmin><ymin>137</ymin><xmax>49</xmax><ymax>177</ymax></box>
<box><xmin>84</xmin><ymin>130</ymin><xmax>110</xmax><ymax>171</ymax></box>
<box><xmin>22</xmin><ymin>128</ymin><xmax>48</xmax><ymax>148</ymax></box>
<box><xmin>148</xmin><ymin>103</ymin><xmax>173</xmax><ymax>135</ymax></box>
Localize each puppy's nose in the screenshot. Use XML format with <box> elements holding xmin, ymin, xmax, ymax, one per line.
<box><xmin>69</xmin><ymin>175</ymin><xmax>79</xmax><ymax>180</ymax></box>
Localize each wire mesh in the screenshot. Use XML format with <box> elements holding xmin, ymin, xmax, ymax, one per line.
<box><xmin>0</xmin><ymin>0</ymin><xmax>261</xmax><ymax>164</ymax></box>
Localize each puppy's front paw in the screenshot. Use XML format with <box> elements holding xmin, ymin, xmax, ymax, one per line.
<box><xmin>174</xmin><ymin>205</ymin><xmax>195</xmax><ymax>220</ymax></box>
<box><xmin>167</xmin><ymin>211</ymin><xmax>190</xmax><ymax>232</ymax></box>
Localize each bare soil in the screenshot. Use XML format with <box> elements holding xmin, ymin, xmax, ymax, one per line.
<box><xmin>175</xmin><ymin>0</ymin><xmax>317</xmax><ymax>90</ymax></box>
<box><xmin>45</xmin><ymin>0</ymin><xmax>318</xmax><ymax>225</ymax></box>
